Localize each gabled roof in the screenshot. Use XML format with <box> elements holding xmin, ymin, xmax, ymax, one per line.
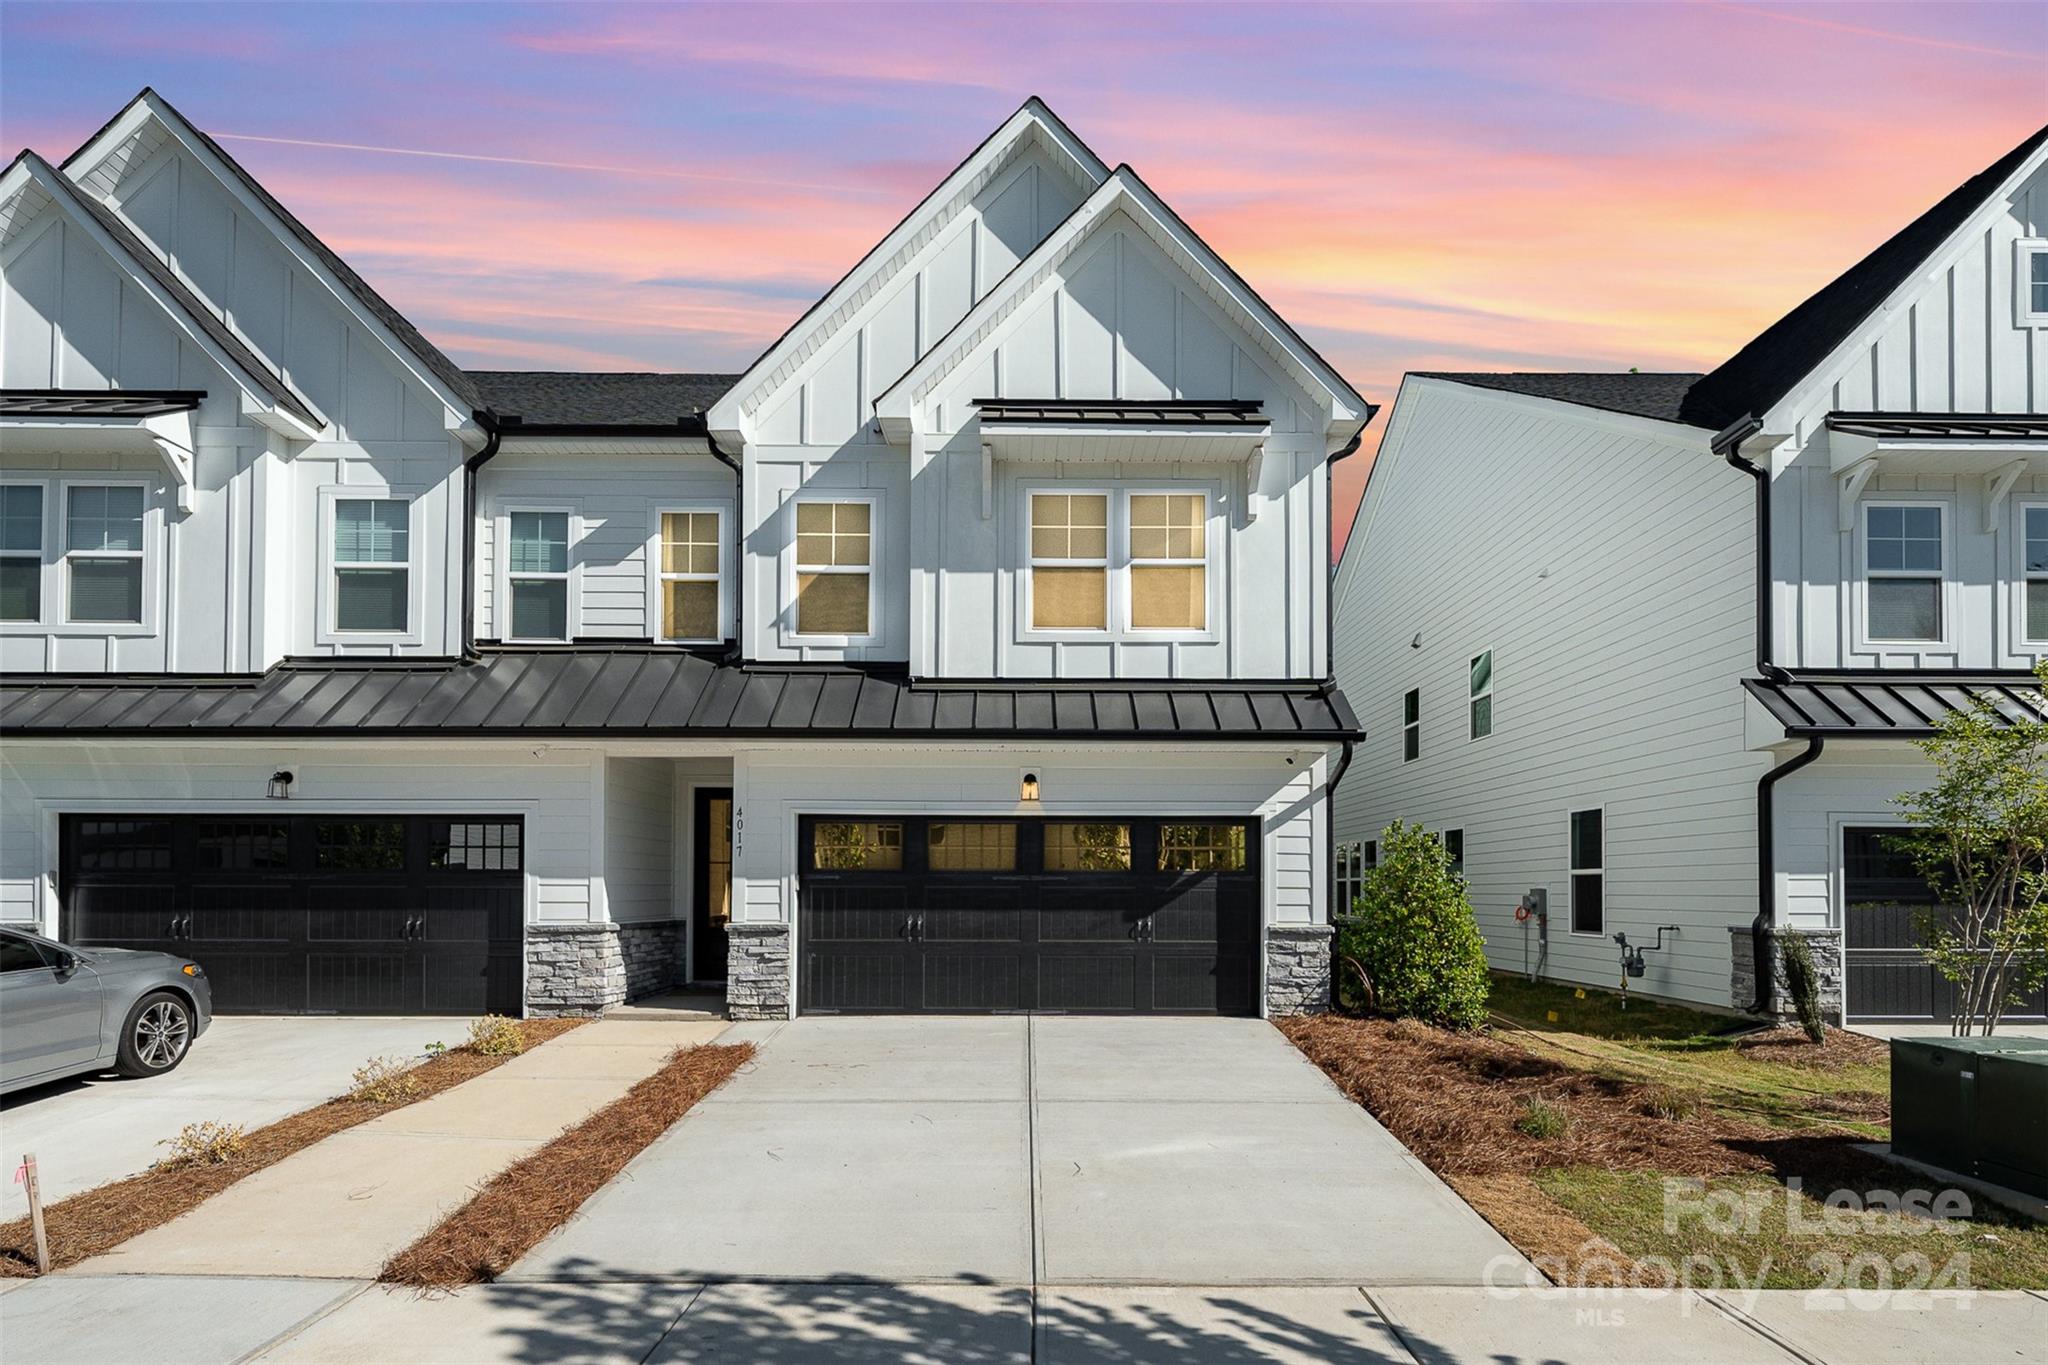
<box><xmin>63</xmin><ymin>89</ymin><xmax>487</xmax><ymax>415</ymax></box>
<box><xmin>2</xmin><ymin>151</ymin><xmax>323</xmax><ymax>430</ymax></box>
<box><xmin>470</xmin><ymin>371</ymin><xmax>737</xmax><ymax>428</ymax></box>
<box><xmin>1410</xmin><ymin>372</ymin><xmax>1703</xmax><ymax>425</ymax></box>
<box><xmin>707</xmin><ymin>96</ymin><xmax>1109</xmax><ymax>435</ymax></box>
<box><xmin>1680</xmin><ymin>122</ymin><xmax>2048</xmax><ymax>431</ymax></box>
<box><xmin>877</xmin><ymin>165</ymin><xmax>1371</xmax><ymax>433</ymax></box>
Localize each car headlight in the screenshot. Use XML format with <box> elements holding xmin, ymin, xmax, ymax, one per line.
<box><xmin>181</xmin><ymin>962</ymin><xmax>204</xmax><ymax>978</ymax></box>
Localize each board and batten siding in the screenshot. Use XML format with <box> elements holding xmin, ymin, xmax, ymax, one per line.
<box><xmin>1332</xmin><ymin>379</ymin><xmax>1771</xmax><ymax>1009</ymax></box>
<box><xmin>0</xmin><ymin>741</ymin><xmax>610</xmax><ymax>932</ymax></box>
<box><xmin>1770</xmin><ymin>742</ymin><xmax>1934</xmax><ymax>935</ymax></box>
<box><xmin>603</xmin><ymin>756</ymin><xmax>677</xmax><ymax>924</ymax></box>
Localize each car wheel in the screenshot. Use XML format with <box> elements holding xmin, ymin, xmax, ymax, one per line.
<box><xmin>116</xmin><ymin>991</ymin><xmax>194</xmax><ymax>1078</ymax></box>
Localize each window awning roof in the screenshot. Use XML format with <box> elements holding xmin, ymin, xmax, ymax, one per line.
<box><xmin>1744</xmin><ymin>672</ymin><xmax>2045</xmax><ymax>738</ymax></box>
<box><xmin>974</xmin><ymin>398</ymin><xmax>1270</xmax><ymax>463</ymax></box>
<box><xmin>1</xmin><ymin>649</ymin><xmax>1361</xmax><ymax>743</ymax></box>
<box><xmin>0</xmin><ymin>389</ymin><xmax>203</xmax><ymax>418</ymax></box>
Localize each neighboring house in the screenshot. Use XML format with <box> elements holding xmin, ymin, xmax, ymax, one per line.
<box><xmin>0</xmin><ymin>90</ymin><xmax>1372</xmax><ymax>1020</ymax></box>
<box><xmin>1333</xmin><ymin>123</ymin><xmax>2048</xmax><ymax>1026</ymax></box>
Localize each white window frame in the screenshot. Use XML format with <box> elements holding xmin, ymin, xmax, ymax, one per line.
<box><xmin>1568</xmin><ymin>805</ymin><xmax>1605</xmax><ymax>937</ymax></box>
<box><xmin>785</xmin><ymin>491</ymin><xmax>880</xmax><ymax>647</ymax></box>
<box><xmin>59</xmin><ymin>477</ymin><xmax>155</xmax><ymax>635</ymax></box>
<box><xmin>2017</xmin><ymin>499</ymin><xmax>2048</xmax><ymax>649</ymax></box>
<box><xmin>1855</xmin><ymin>498</ymin><xmax>1953</xmax><ymax>652</ymax></box>
<box><xmin>0</xmin><ymin>477</ymin><xmax>52</xmax><ymax>630</ymax></box>
<box><xmin>494</xmin><ymin>504</ymin><xmax>580</xmax><ymax>644</ymax></box>
<box><xmin>647</xmin><ymin>502</ymin><xmax>733</xmax><ymax>644</ymax></box>
<box><xmin>317</xmin><ymin>485</ymin><xmax>423</xmax><ymax>646</ymax></box>
<box><xmin>1469</xmin><ymin>648</ymin><xmax>1493</xmax><ymax>741</ymax></box>
<box><xmin>1333</xmin><ymin>839</ymin><xmax>1365</xmax><ymax>916</ymax></box>
<box><xmin>1022</xmin><ymin>485</ymin><xmax>1113</xmax><ymax>639</ymax></box>
<box><xmin>1401</xmin><ymin>688</ymin><xmax>1419</xmax><ymax>763</ymax></box>
<box><xmin>2015</xmin><ymin>238</ymin><xmax>2048</xmax><ymax>328</ymax></box>
<box><xmin>1121</xmin><ymin>487</ymin><xmax>1216</xmax><ymax>638</ymax></box>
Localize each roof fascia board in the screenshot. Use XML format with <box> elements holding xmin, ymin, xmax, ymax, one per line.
<box><xmin>72</xmin><ymin>92</ymin><xmax>479</xmax><ymax>425</ymax></box>
<box><xmin>707</xmin><ymin>98</ymin><xmax>1111</xmax><ymax>439</ymax></box>
<box><xmin>1759</xmin><ymin>138</ymin><xmax>2048</xmax><ymax>434</ymax></box>
<box><xmin>875</xmin><ymin>169</ymin><xmax>1364</xmax><ymax>437</ymax></box>
<box><xmin>14</xmin><ymin>154</ymin><xmax>326</xmax><ymax>439</ymax></box>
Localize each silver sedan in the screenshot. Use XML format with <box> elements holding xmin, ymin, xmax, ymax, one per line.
<box><xmin>0</xmin><ymin>928</ymin><xmax>213</xmax><ymax>1096</ymax></box>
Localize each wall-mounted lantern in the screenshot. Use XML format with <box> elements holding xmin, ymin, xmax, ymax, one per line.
<box><xmin>267</xmin><ymin>770</ymin><xmax>295</xmax><ymax>800</ymax></box>
<box><xmin>1020</xmin><ymin>771</ymin><xmax>1041</xmax><ymax>803</ymax></box>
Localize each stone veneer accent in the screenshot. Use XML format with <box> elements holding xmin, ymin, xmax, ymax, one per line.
<box><xmin>1266</xmin><ymin>924</ymin><xmax>1333</xmax><ymax>1016</ymax></box>
<box><xmin>726</xmin><ymin>922</ymin><xmax>792</xmax><ymax>1020</ymax></box>
<box><xmin>524</xmin><ymin>923</ymin><xmax>626</xmax><ymax>1015</ymax></box>
<box><xmin>1730</xmin><ymin>925</ymin><xmax>1845</xmax><ymax>1026</ymax></box>
<box><xmin>618</xmin><ymin>921</ymin><xmax>684</xmax><ymax>1001</ymax></box>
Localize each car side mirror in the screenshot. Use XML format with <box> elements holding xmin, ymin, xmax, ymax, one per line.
<box><xmin>52</xmin><ymin>951</ymin><xmax>79</xmax><ymax>975</ymax></box>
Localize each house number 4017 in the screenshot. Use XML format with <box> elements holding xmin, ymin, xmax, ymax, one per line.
<box><xmin>732</xmin><ymin>806</ymin><xmax>743</xmax><ymax>855</ymax></box>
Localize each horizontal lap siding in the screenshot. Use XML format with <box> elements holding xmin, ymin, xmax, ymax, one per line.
<box><xmin>1332</xmin><ymin>382</ymin><xmax>1769</xmax><ymax>1009</ymax></box>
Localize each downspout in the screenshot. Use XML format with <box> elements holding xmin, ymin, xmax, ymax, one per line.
<box><xmin>1324</xmin><ymin>738</ymin><xmax>1356</xmax><ymax>921</ymax></box>
<box><xmin>460</xmin><ymin>412</ymin><xmax>504</xmax><ymax>661</ymax></box>
<box><xmin>704</xmin><ymin>427</ymin><xmax>744</xmax><ymax>664</ymax></box>
<box><xmin>1751</xmin><ymin>735</ymin><xmax>1824</xmax><ymax>1014</ymax></box>
<box><xmin>1710</xmin><ymin>414</ymin><xmax>1788</xmax><ymax>685</ymax></box>
<box><xmin>1321</xmin><ymin>416</ymin><xmax>1374</xmax><ymax>690</ymax></box>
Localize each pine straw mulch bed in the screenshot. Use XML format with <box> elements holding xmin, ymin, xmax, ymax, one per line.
<box><xmin>1735</xmin><ymin>1024</ymin><xmax>1890</xmax><ymax>1070</ymax></box>
<box><xmin>381</xmin><ymin>1041</ymin><xmax>754</xmax><ymax>1288</ymax></box>
<box><xmin>0</xmin><ymin>1018</ymin><xmax>585</xmax><ymax>1278</ymax></box>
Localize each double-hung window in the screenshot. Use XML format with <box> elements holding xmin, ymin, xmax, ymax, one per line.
<box><xmin>1469</xmin><ymin>650</ymin><xmax>1493</xmax><ymax>739</ymax></box>
<box><xmin>0</xmin><ymin>485</ymin><xmax>44</xmax><ymax>623</ymax></box>
<box><xmin>2018</xmin><ymin>239</ymin><xmax>2048</xmax><ymax>326</ymax></box>
<box><xmin>505</xmin><ymin>510</ymin><xmax>571</xmax><ymax>641</ymax></box>
<box><xmin>1569</xmin><ymin>808</ymin><xmax>1604</xmax><ymax>935</ymax></box>
<box><xmin>1402</xmin><ymin>689</ymin><xmax>1420</xmax><ymax>763</ymax></box>
<box><xmin>659</xmin><ymin>509</ymin><xmax>724</xmax><ymax>642</ymax></box>
<box><xmin>2025</xmin><ymin>505</ymin><xmax>2048</xmax><ymax>643</ymax></box>
<box><xmin>1127</xmin><ymin>492</ymin><xmax>1206</xmax><ymax>631</ymax></box>
<box><xmin>794</xmin><ymin>499</ymin><xmax>872</xmax><ymax>637</ymax></box>
<box><xmin>1864</xmin><ymin>503</ymin><xmax>1944</xmax><ymax>643</ymax></box>
<box><xmin>333</xmin><ymin>498</ymin><xmax>410</xmax><ymax>633</ymax></box>
<box><xmin>65</xmin><ymin>484</ymin><xmax>144</xmax><ymax>624</ymax></box>
<box><xmin>1029</xmin><ymin>492</ymin><xmax>1109</xmax><ymax>630</ymax></box>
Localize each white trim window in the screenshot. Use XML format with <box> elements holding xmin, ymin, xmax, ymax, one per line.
<box><xmin>1469</xmin><ymin>649</ymin><xmax>1493</xmax><ymax>739</ymax></box>
<box><xmin>1028</xmin><ymin>490</ymin><xmax>1109</xmax><ymax>631</ymax></box>
<box><xmin>1126</xmin><ymin>490</ymin><xmax>1207</xmax><ymax>632</ymax></box>
<box><xmin>656</xmin><ymin>507</ymin><xmax>726</xmax><ymax>643</ymax></box>
<box><xmin>0</xmin><ymin>483</ymin><xmax>45</xmax><ymax>623</ymax></box>
<box><xmin>1401</xmin><ymin>688</ymin><xmax>1420</xmax><ymax>763</ymax></box>
<box><xmin>2018</xmin><ymin>238</ymin><xmax>2048</xmax><ymax>327</ymax></box>
<box><xmin>792</xmin><ymin>497</ymin><xmax>874</xmax><ymax>639</ymax></box>
<box><xmin>2024</xmin><ymin>504</ymin><xmax>2048</xmax><ymax>644</ymax></box>
<box><xmin>503</xmin><ymin>509</ymin><xmax>573</xmax><ymax>642</ymax></box>
<box><xmin>332</xmin><ymin>497</ymin><xmax>411</xmax><ymax>634</ymax></box>
<box><xmin>1333</xmin><ymin>840</ymin><xmax>1365</xmax><ymax>916</ymax></box>
<box><xmin>1863</xmin><ymin>502</ymin><xmax>1945</xmax><ymax>644</ymax></box>
<box><xmin>64</xmin><ymin>483</ymin><xmax>145</xmax><ymax>624</ymax></box>
<box><xmin>1569</xmin><ymin>808</ymin><xmax>1604</xmax><ymax>935</ymax></box>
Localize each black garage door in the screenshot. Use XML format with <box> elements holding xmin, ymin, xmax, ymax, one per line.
<box><xmin>61</xmin><ymin>814</ymin><xmax>523</xmax><ymax>1016</ymax></box>
<box><xmin>798</xmin><ymin>816</ymin><xmax>1259</xmax><ymax>1015</ymax></box>
<box><xmin>1844</xmin><ymin>826</ymin><xmax>2046</xmax><ymax>1023</ymax></box>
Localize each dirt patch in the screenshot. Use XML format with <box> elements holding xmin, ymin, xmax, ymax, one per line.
<box><xmin>1736</xmin><ymin>1026</ymin><xmax>1889</xmax><ymax>1071</ymax></box>
<box><xmin>0</xmin><ymin>1018</ymin><xmax>584</xmax><ymax>1278</ymax></box>
<box><xmin>381</xmin><ymin>1042</ymin><xmax>754</xmax><ymax>1288</ymax></box>
<box><xmin>1447</xmin><ymin>1173</ymin><xmax>1635</xmax><ymax>1286</ymax></box>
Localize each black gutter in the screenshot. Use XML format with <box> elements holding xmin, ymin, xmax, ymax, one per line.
<box><xmin>1750</xmin><ymin>735</ymin><xmax>1825</xmax><ymax>1014</ymax></box>
<box><xmin>704</xmin><ymin>428</ymin><xmax>746</xmax><ymax>664</ymax></box>
<box><xmin>1711</xmin><ymin>414</ymin><xmax>1788</xmax><ymax>684</ymax></box>
<box><xmin>8</xmin><ymin>724</ymin><xmax>1369</xmax><ymax>744</ymax></box>
<box><xmin>458</xmin><ymin>414</ymin><xmax>504</xmax><ymax>660</ymax></box>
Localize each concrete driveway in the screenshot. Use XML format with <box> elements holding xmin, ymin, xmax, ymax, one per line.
<box><xmin>0</xmin><ymin>1014</ymin><xmax>462</xmax><ymax>1217</ymax></box>
<box><xmin>512</xmin><ymin>1015</ymin><xmax>1525</xmax><ymax>1287</ymax></box>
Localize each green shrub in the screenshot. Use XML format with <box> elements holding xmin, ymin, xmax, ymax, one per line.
<box><xmin>466</xmin><ymin>1014</ymin><xmax>526</xmax><ymax>1057</ymax></box>
<box><xmin>1334</xmin><ymin>819</ymin><xmax>1490</xmax><ymax>1029</ymax></box>
<box><xmin>1779</xmin><ymin>934</ymin><xmax>1826</xmax><ymax>1044</ymax></box>
<box><xmin>1515</xmin><ymin>1096</ymin><xmax>1572</xmax><ymax>1139</ymax></box>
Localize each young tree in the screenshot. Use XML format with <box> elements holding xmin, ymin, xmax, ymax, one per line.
<box><xmin>1334</xmin><ymin>819</ymin><xmax>1490</xmax><ymax>1029</ymax></box>
<box><xmin>1892</xmin><ymin>660</ymin><xmax>2048</xmax><ymax>1037</ymax></box>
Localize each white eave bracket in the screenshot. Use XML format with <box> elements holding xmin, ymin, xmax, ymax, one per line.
<box><xmin>981</xmin><ymin>442</ymin><xmax>993</xmax><ymax>520</ymax></box>
<box><xmin>1836</xmin><ymin>458</ymin><xmax>1878</xmax><ymax>532</ymax></box>
<box><xmin>1245</xmin><ymin>442</ymin><xmax>1265</xmax><ymax>523</ymax></box>
<box><xmin>1985</xmin><ymin>457</ymin><xmax>2030</xmax><ymax>533</ymax></box>
<box><xmin>143</xmin><ymin>411</ymin><xmax>197</xmax><ymax>511</ymax></box>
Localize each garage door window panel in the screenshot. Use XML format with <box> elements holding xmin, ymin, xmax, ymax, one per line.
<box><xmin>1127</xmin><ymin>492</ymin><xmax>1207</xmax><ymax>632</ymax></box>
<box><xmin>793</xmin><ymin>499</ymin><xmax>874</xmax><ymax>639</ymax></box>
<box><xmin>1158</xmin><ymin>822</ymin><xmax>1247</xmax><ymax>872</ymax></box>
<box><xmin>928</xmin><ymin>822</ymin><xmax>1018</xmax><ymax>871</ymax></box>
<box><xmin>1045</xmin><ymin>823</ymin><xmax>1133</xmax><ymax>872</ymax></box>
<box><xmin>316</xmin><ymin>820</ymin><xmax>407</xmax><ymax>871</ymax></box>
<box><xmin>811</xmin><ymin>820</ymin><xmax>904</xmax><ymax>871</ymax></box>
<box><xmin>195</xmin><ymin>821</ymin><xmax>290</xmax><ymax>871</ymax></box>
<box><xmin>1029</xmin><ymin>492</ymin><xmax>1109</xmax><ymax>631</ymax></box>
<box><xmin>430</xmin><ymin>821</ymin><xmax>522</xmax><ymax>871</ymax></box>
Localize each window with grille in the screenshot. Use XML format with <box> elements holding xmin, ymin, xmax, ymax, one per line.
<box><xmin>1</xmin><ymin>484</ymin><xmax>43</xmax><ymax>623</ymax></box>
<box><xmin>927</xmin><ymin>822</ymin><xmax>1017</xmax><ymax>871</ymax></box>
<box><xmin>1029</xmin><ymin>492</ymin><xmax>1109</xmax><ymax>630</ymax></box>
<box><xmin>316</xmin><ymin>820</ymin><xmax>407</xmax><ymax>871</ymax></box>
<box><xmin>1158</xmin><ymin>823</ymin><xmax>1247</xmax><ymax>872</ymax></box>
<box><xmin>1043</xmin><ymin>823</ymin><xmax>1132</xmax><ymax>871</ymax></box>
<box><xmin>659</xmin><ymin>509</ymin><xmax>724</xmax><ymax>642</ymax></box>
<box><xmin>195</xmin><ymin>821</ymin><xmax>290</xmax><ymax>870</ymax></box>
<box><xmin>2021</xmin><ymin>241</ymin><xmax>2048</xmax><ymax>325</ymax></box>
<box><xmin>430</xmin><ymin>820</ymin><xmax>523</xmax><ymax>871</ymax></box>
<box><xmin>72</xmin><ymin>819</ymin><xmax>172</xmax><ymax>871</ymax></box>
<box><xmin>1333</xmin><ymin>841</ymin><xmax>1364</xmax><ymax>915</ymax></box>
<box><xmin>66</xmin><ymin>484</ymin><xmax>144</xmax><ymax>624</ymax></box>
<box><xmin>811</xmin><ymin>821</ymin><xmax>903</xmax><ymax>870</ymax></box>
<box><xmin>794</xmin><ymin>500</ymin><xmax>872</xmax><ymax>637</ymax></box>
<box><xmin>333</xmin><ymin>498</ymin><xmax>410</xmax><ymax>633</ymax></box>
<box><xmin>1127</xmin><ymin>492</ymin><xmax>1207</xmax><ymax>630</ymax></box>
<box><xmin>506</xmin><ymin>511</ymin><xmax>571</xmax><ymax>641</ymax></box>
<box><xmin>1569</xmin><ymin>809</ymin><xmax>1603</xmax><ymax>935</ymax></box>
<box><xmin>1864</xmin><ymin>504</ymin><xmax>1943</xmax><ymax>643</ymax></box>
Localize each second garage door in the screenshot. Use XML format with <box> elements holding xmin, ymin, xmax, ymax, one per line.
<box><xmin>798</xmin><ymin>816</ymin><xmax>1259</xmax><ymax>1015</ymax></box>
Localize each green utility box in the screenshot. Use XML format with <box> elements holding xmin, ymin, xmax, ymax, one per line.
<box><xmin>1891</xmin><ymin>1036</ymin><xmax>2048</xmax><ymax>1198</ymax></box>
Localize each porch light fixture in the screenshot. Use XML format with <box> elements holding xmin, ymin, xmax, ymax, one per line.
<box><xmin>267</xmin><ymin>770</ymin><xmax>295</xmax><ymax>800</ymax></box>
<box><xmin>1020</xmin><ymin>772</ymin><xmax>1041</xmax><ymax>803</ymax></box>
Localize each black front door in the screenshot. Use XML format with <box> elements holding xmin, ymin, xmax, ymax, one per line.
<box><xmin>692</xmin><ymin>789</ymin><xmax>733</xmax><ymax>982</ymax></box>
<box><xmin>797</xmin><ymin>816</ymin><xmax>1259</xmax><ymax>1016</ymax></box>
<box><xmin>61</xmin><ymin>814</ymin><xmax>523</xmax><ymax>1016</ymax></box>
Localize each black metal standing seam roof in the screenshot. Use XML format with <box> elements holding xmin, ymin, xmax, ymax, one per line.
<box><xmin>468</xmin><ymin>372</ymin><xmax>740</xmax><ymax>428</ymax></box>
<box><xmin>1825</xmin><ymin>413</ymin><xmax>2048</xmax><ymax>441</ymax></box>
<box><xmin>0</xmin><ymin>650</ymin><xmax>1362</xmax><ymax>741</ymax></box>
<box><xmin>1408</xmin><ymin>372</ymin><xmax>1706</xmax><ymax>426</ymax></box>
<box><xmin>1744</xmin><ymin>674</ymin><xmax>2046</xmax><ymax>737</ymax></box>
<box><xmin>0</xmin><ymin>389</ymin><xmax>205</xmax><ymax>418</ymax></box>
<box><xmin>974</xmin><ymin>399</ymin><xmax>1266</xmax><ymax>426</ymax></box>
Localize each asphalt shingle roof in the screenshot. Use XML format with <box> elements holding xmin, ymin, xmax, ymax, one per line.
<box><xmin>1410</xmin><ymin>372</ymin><xmax>1704</xmax><ymax>424</ymax></box>
<box><xmin>468</xmin><ymin>371</ymin><xmax>739</xmax><ymax>428</ymax></box>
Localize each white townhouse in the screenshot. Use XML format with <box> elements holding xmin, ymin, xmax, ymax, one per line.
<box><xmin>0</xmin><ymin>91</ymin><xmax>1373</xmax><ymax>1022</ymax></box>
<box><xmin>1334</xmin><ymin>123</ymin><xmax>2048</xmax><ymax>1026</ymax></box>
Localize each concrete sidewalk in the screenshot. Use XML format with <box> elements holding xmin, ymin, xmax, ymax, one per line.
<box><xmin>72</xmin><ymin>1016</ymin><xmax>728</xmax><ymax>1280</ymax></box>
<box><xmin>2</xmin><ymin>1276</ymin><xmax>2043</xmax><ymax>1364</ymax></box>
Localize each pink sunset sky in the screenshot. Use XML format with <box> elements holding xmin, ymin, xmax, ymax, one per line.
<box><xmin>3</xmin><ymin>1</ymin><xmax>2043</xmax><ymax>552</ymax></box>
